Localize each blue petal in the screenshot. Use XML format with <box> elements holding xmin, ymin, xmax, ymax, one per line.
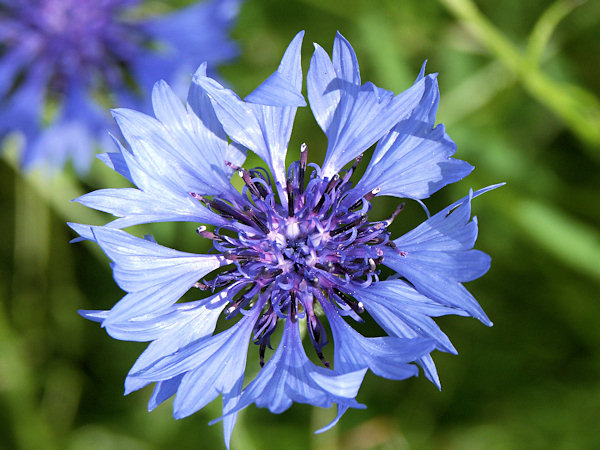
<box><xmin>91</xmin><ymin>227</ymin><xmax>224</xmax><ymax>324</ymax></box>
<box><xmin>148</xmin><ymin>375</ymin><xmax>184</xmax><ymax>411</ymax></box>
<box><xmin>113</xmin><ymin>83</ymin><xmax>236</xmax><ymax>197</ymax></box>
<box><xmin>194</xmin><ymin>31</ymin><xmax>305</xmax><ymax>190</ymax></box>
<box><xmin>353</xmin><ymin>279</ymin><xmax>471</xmax><ymax>388</ymax></box>
<box><xmin>307</xmin><ymin>32</ymin><xmax>433</xmax><ymax>178</ymax></box>
<box><xmin>75</xmin><ymin>186</ymin><xmax>228</xmax><ymax>229</ymax></box>
<box><xmin>97</xmin><ymin>149</ymin><xmax>133</xmax><ymax>183</ymax></box>
<box><xmin>124</xmin><ymin>291</ymin><xmax>235</xmax><ymax>394</ymax></box>
<box><xmin>245</xmin><ymin>71</ymin><xmax>306</xmax><ymax>107</ymax></box>
<box><xmin>78</xmin><ymin>289</ymin><xmax>229</xmax><ymax>342</ymax></box>
<box><xmin>67</xmin><ymin>222</ymin><xmax>94</xmax><ymax>242</ymax></box>
<box><xmin>352</xmin><ymin>75</ymin><xmax>473</xmax><ymax>200</ymax></box>
<box><xmin>95</xmin><ymin>136</ymin><xmax>231</xmax><ymax>228</ymax></box>
<box><xmin>223</xmin><ymin>318</ymin><xmax>366</xmax><ymax>419</ymax></box>
<box><xmin>322</xmin><ymin>300</ymin><xmax>434</xmax><ymax>380</ymax></box>
<box><xmin>126</xmin><ymin>304</ymin><xmax>259</xmax><ymax>421</ymax></box>
<box><xmin>384</xmin><ymin>190</ymin><xmax>497</xmax><ymax>325</ymax></box>
<box><xmin>353</xmin><ymin>279</ymin><xmax>467</xmax><ymax>353</ymax></box>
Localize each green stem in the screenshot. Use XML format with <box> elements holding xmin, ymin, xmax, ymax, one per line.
<box><xmin>440</xmin><ymin>0</ymin><xmax>600</xmax><ymax>153</ymax></box>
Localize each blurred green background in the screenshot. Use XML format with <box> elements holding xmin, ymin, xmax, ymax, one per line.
<box><xmin>2</xmin><ymin>0</ymin><xmax>600</xmax><ymax>448</ymax></box>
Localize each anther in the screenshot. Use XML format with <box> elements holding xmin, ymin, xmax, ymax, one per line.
<box><xmin>259</xmin><ymin>342</ymin><xmax>267</xmax><ymax>367</ymax></box>
<box><xmin>260</xmin><ymin>267</ymin><xmax>283</xmax><ymax>281</ymax></box>
<box><xmin>193</xmin><ymin>281</ymin><xmax>209</xmax><ymax>290</ymax></box>
<box><xmin>313</xmin><ymin>174</ymin><xmax>340</xmax><ymax>212</ymax></box>
<box><xmin>349</xmin><ymin>198</ymin><xmax>365</xmax><ymax>212</ymax></box>
<box><xmin>209</xmin><ymin>199</ymin><xmax>253</xmax><ymax>225</ymax></box>
<box><xmin>290</xmin><ymin>291</ymin><xmax>298</xmax><ymax>323</ymax></box>
<box><xmin>243</xmin><ymin>205</ymin><xmax>269</xmax><ymax>234</ymax></box>
<box><xmin>330</xmin><ymin>213</ymin><xmax>366</xmax><ymax>237</ymax></box>
<box><xmin>387</xmin><ymin>241</ymin><xmax>408</xmax><ymax>257</ymax></box>
<box><xmin>223</xmin><ymin>251</ymin><xmax>258</xmax><ymax>262</ymax></box>
<box><xmin>286</xmin><ymin>179</ymin><xmax>295</xmax><ymax>217</ymax></box>
<box><xmin>383</xmin><ymin>202</ymin><xmax>405</xmax><ymax>226</ymax></box>
<box><xmin>349</xmin><ymin>187</ymin><xmax>381</xmax><ymax>211</ymax></box>
<box><xmin>333</xmin><ymin>288</ymin><xmax>365</xmax><ymax>314</ymax></box>
<box><xmin>363</xmin><ymin>187</ymin><xmax>380</xmax><ymax>202</ymax></box>
<box><xmin>339</xmin><ymin>154</ymin><xmax>364</xmax><ymax>187</ymax></box>
<box><xmin>299</xmin><ymin>143</ymin><xmax>308</xmax><ymax>193</ymax></box>
<box><xmin>351</xmin><ymin>154</ymin><xmax>363</xmax><ymax>171</ymax></box>
<box><xmin>196</xmin><ymin>226</ymin><xmax>222</xmax><ymax>241</ymax></box>
<box><xmin>239</xmin><ymin>168</ymin><xmax>262</xmax><ymax>199</ymax></box>
<box><xmin>325</xmin><ymin>174</ymin><xmax>340</xmax><ymax>194</ymax></box>
<box><xmin>367</xmin><ymin>258</ymin><xmax>376</xmax><ymax>272</ymax></box>
<box><xmin>315</xmin><ymin>262</ymin><xmax>334</xmax><ymax>272</ymax></box>
<box><xmin>317</xmin><ymin>350</ymin><xmax>330</xmax><ymax>368</ymax></box>
<box><xmin>189</xmin><ymin>192</ymin><xmax>209</xmax><ymax>206</ymax></box>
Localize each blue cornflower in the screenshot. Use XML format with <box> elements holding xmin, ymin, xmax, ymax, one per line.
<box><xmin>71</xmin><ymin>32</ymin><xmax>501</xmax><ymax>448</ymax></box>
<box><xmin>0</xmin><ymin>0</ymin><xmax>240</xmax><ymax>173</ymax></box>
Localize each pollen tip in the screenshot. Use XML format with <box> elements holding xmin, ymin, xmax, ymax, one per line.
<box><xmin>225</xmin><ymin>160</ymin><xmax>240</xmax><ymax>170</ymax></box>
<box><xmin>196</xmin><ymin>226</ymin><xmax>207</xmax><ymax>234</ymax></box>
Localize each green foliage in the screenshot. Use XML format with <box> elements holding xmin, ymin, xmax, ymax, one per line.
<box><xmin>2</xmin><ymin>0</ymin><xmax>600</xmax><ymax>448</ymax></box>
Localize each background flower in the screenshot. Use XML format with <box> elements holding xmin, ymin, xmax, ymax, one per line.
<box><xmin>0</xmin><ymin>0</ymin><xmax>240</xmax><ymax>173</ymax></box>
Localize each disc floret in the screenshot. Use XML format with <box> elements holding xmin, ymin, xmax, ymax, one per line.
<box><xmin>193</xmin><ymin>146</ymin><xmax>403</xmax><ymax>367</ymax></box>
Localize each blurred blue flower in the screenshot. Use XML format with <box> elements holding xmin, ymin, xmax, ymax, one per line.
<box><xmin>71</xmin><ymin>31</ymin><xmax>500</xmax><ymax>448</ymax></box>
<box><xmin>0</xmin><ymin>0</ymin><xmax>240</xmax><ymax>173</ymax></box>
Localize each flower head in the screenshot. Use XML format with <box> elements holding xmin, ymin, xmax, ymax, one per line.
<box><xmin>0</xmin><ymin>0</ymin><xmax>240</xmax><ymax>173</ymax></box>
<box><xmin>71</xmin><ymin>31</ymin><xmax>500</xmax><ymax>448</ymax></box>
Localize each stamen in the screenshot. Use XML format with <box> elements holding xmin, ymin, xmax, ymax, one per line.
<box><xmin>243</xmin><ymin>206</ymin><xmax>269</xmax><ymax>234</ymax></box>
<box><xmin>325</xmin><ymin>174</ymin><xmax>340</xmax><ymax>194</ymax></box>
<box><xmin>189</xmin><ymin>192</ymin><xmax>209</xmax><ymax>206</ymax></box>
<box><xmin>317</xmin><ymin>350</ymin><xmax>330</xmax><ymax>368</ymax></box>
<box><xmin>225</xmin><ymin>161</ymin><xmax>241</xmax><ymax>171</ymax></box>
<box><xmin>223</xmin><ymin>251</ymin><xmax>259</xmax><ymax>262</ymax></box>
<box><xmin>338</xmin><ymin>154</ymin><xmax>364</xmax><ymax>188</ymax></box>
<box><xmin>383</xmin><ymin>202</ymin><xmax>404</xmax><ymax>226</ymax></box>
<box><xmin>330</xmin><ymin>213</ymin><xmax>366</xmax><ymax>237</ymax></box>
<box><xmin>333</xmin><ymin>288</ymin><xmax>365</xmax><ymax>314</ymax></box>
<box><xmin>349</xmin><ymin>187</ymin><xmax>381</xmax><ymax>211</ymax></box>
<box><xmin>239</xmin><ymin>169</ymin><xmax>263</xmax><ymax>199</ymax></box>
<box><xmin>315</xmin><ymin>262</ymin><xmax>334</xmax><ymax>272</ymax></box>
<box><xmin>367</xmin><ymin>258</ymin><xmax>376</xmax><ymax>272</ymax></box>
<box><xmin>348</xmin><ymin>198</ymin><xmax>365</xmax><ymax>212</ymax></box>
<box><xmin>290</xmin><ymin>291</ymin><xmax>297</xmax><ymax>322</ymax></box>
<box><xmin>313</xmin><ymin>174</ymin><xmax>339</xmax><ymax>212</ymax></box>
<box><xmin>196</xmin><ymin>226</ymin><xmax>222</xmax><ymax>241</ymax></box>
<box><xmin>350</xmin><ymin>154</ymin><xmax>363</xmax><ymax>172</ymax></box>
<box><xmin>286</xmin><ymin>179</ymin><xmax>295</xmax><ymax>217</ymax></box>
<box><xmin>363</xmin><ymin>187</ymin><xmax>381</xmax><ymax>202</ymax></box>
<box><xmin>209</xmin><ymin>199</ymin><xmax>253</xmax><ymax>225</ymax></box>
<box><xmin>299</xmin><ymin>143</ymin><xmax>307</xmax><ymax>193</ymax></box>
<box><xmin>259</xmin><ymin>342</ymin><xmax>267</xmax><ymax>367</ymax></box>
<box><xmin>190</xmin><ymin>156</ymin><xmax>393</xmax><ymax>372</ymax></box>
<box><xmin>387</xmin><ymin>241</ymin><xmax>408</xmax><ymax>257</ymax></box>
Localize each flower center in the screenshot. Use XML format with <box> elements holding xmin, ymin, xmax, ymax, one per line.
<box><xmin>192</xmin><ymin>145</ymin><xmax>405</xmax><ymax>367</ymax></box>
